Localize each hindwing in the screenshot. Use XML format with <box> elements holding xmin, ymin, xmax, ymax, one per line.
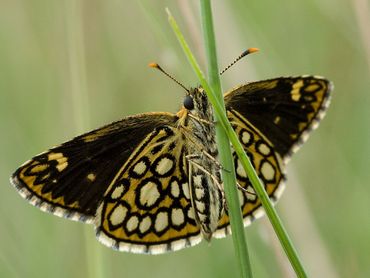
<box><xmin>215</xmin><ymin>109</ymin><xmax>285</xmax><ymax>237</ymax></box>
<box><xmin>95</xmin><ymin>126</ymin><xmax>202</xmax><ymax>254</ymax></box>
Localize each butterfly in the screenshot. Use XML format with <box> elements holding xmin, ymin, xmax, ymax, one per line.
<box><xmin>11</xmin><ymin>68</ymin><xmax>332</xmax><ymax>254</ymax></box>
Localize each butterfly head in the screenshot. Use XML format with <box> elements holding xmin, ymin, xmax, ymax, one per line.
<box><xmin>183</xmin><ymin>87</ymin><xmax>213</xmax><ymax>121</ymax></box>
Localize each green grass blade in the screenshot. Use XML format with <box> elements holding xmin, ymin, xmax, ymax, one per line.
<box><xmin>166</xmin><ymin>7</ymin><xmax>308</xmax><ymax>278</ymax></box>
<box><xmin>199</xmin><ymin>1</ymin><xmax>253</xmax><ymax>278</ymax></box>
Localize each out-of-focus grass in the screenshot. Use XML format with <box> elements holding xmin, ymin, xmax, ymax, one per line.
<box><xmin>1</xmin><ymin>1</ymin><xmax>369</xmax><ymax>277</ymax></box>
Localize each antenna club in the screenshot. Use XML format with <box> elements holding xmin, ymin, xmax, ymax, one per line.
<box><xmin>148</xmin><ymin>62</ymin><xmax>160</xmax><ymax>69</ymax></box>
<box><xmin>241</xmin><ymin>48</ymin><xmax>259</xmax><ymax>57</ymax></box>
<box><xmin>220</xmin><ymin>47</ymin><xmax>259</xmax><ymax>75</ymax></box>
<box><xmin>149</xmin><ymin>62</ymin><xmax>189</xmax><ymax>92</ymax></box>
<box><xmin>247</xmin><ymin>47</ymin><xmax>259</xmax><ymax>54</ymax></box>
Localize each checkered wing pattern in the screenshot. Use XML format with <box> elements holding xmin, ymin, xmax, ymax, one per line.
<box><xmin>95</xmin><ymin>126</ymin><xmax>202</xmax><ymax>254</ymax></box>
<box><xmin>215</xmin><ymin>76</ymin><xmax>332</xmax><ymax>236</ymax></box>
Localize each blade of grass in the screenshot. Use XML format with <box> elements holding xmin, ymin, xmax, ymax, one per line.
<box><xmin>199</xmin><ymin>1</ymin><xmax>252</xmax><ymax>278</ymax></box>
<box><xmin>166</xmin><ymin>7</ymin><xmax>308</xmax><ymax>278</ymax></box>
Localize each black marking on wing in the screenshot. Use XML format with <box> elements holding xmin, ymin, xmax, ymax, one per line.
<box><xmin>11</xmin><ymin>113</ymin><xmax>178</xmax><ymax>220</ymax></box>
<box><xmin>224</xmin><ymin>76</ymin><xmax>332</xmax><ymax>159</ymax></box>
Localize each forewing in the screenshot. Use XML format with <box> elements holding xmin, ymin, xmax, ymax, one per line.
<box><xmin>96</xmin><ymin>126</ymin><xmax>202</xmax><ymax>254</ymax></box>
<box><xmin>214</xmin><ymin>110</ymin><xmax>285</xmax><ymax>237</ymax></box>
<box><xmin>10</xmin><ymin>113</ymin><xmax>177</xmax><ymax>223</ymax></box>
<box><xmin>224</xmin><ymin>76</ymin><xmax>332</xmax><ymax>161</ymax></box>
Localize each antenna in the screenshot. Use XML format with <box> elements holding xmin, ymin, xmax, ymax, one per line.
<box><xmin>149</xmin><ymin>63</ymin><xmax>189</xmax><ymax>92</ymax></box>
<box><xmin>220</xmin><ymin>47</ymin><xmax>259</xmax><ymax>75</ymax></box>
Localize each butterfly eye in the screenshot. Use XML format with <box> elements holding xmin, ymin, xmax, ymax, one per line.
<box><xmin>183</xmin><ymin>95</ymin><xmax>194</xmax><ymax>110</ymax></box>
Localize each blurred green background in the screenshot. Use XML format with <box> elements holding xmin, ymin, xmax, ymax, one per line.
<box><xmin>1</xmin><ymin>0</ymin><xmax>369</xmax><ymax>277</ymax></box>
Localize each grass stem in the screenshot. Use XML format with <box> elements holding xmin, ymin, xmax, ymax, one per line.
<box><xmin>199</xmin><ymin>1</ymin><xmax>253</xmax><ymax>277</ymax></box>
<box><xmin>166</xmin><ymin>6</ymin><xmax>308</xmax><ymax>278</ymax></box>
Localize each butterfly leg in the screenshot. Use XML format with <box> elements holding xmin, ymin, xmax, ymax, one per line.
<box><xmin>236</xmin><ymin>182</ymin><xmax>256</xmax><ymax>195</ymax></box>
<box><xmin>193</xmin><ymin>151</ymin><xmax>255</xmax><ymax>194</ymax></box>
<box><xmin>201</xmin><ymin>151</ymin><xmax>231</xmax><ymax>173</ymax></box>
<box><xmin>187</xmin><ymin>113</ymin><xmax>220</xmax><ymax>126</ymax></box>
<box><xmin>186</xmin><ymin>151</ymin><xmax>230</xmax><ymax>173</ymax></box>
<box><xmin>186</xmin><ymin>156</ymin><xmax>222</xmax><ymax>189</ymax></box>
<box><xmin>188</xmin><ymin>113</ymin><xmax>213</xmax><ymax>125</ymax></box>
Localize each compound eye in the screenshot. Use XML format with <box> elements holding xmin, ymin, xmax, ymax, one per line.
<box><xmin>183</xmin><ymin>95</ymin><xmax>194</xmax><ymax>110</ymax></box>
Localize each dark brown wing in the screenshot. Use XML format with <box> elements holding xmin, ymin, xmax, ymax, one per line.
<box><xmin>224</xmin><ymin>76</ymin><xmax>332</xmax><ymax>161</ymax></box>
<box><xmin>10</xmin><ymin>112</ymin><xmax>178</xmax><ymax>223</ymax></box>
<box><xmin>214</xmin><ymin>76</ymin><xmax>332</xmax><ymax>237</ymax></box>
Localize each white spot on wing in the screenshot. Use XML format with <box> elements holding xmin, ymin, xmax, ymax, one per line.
<box><xmin>126</xmin><ymin>215</ymin><xmax>139</xmax><ymax>232</ymax></box>
<box><xmin>96</xmin><ymin>227</ymin><xmax>202</xmax><ymax>254</ymax></box>
<box><xmin>155</xmin><ymin>157</ymin><xmax>174</xmax><ymax>175</ymax></box>
<box><xmin>241</xmin><ymin>131</ymin><xmax>251</xmax><ymax>145</ymax></box>
<box><xmin>195</xmin><ymin>200</ymin><xmax>205</xmax><ymax>213</ymax></box>
<box><xmin>110</xmin><ymin>205</ymin><xmax>127</xmax><ymax>226</ymax></box>
<box><xmin>111</xmin><ymin>184</ymin><xmax>125</xmax><ymax>199</ymax></box>
<box><xmin>187</xmin><ymin>207</ymin><xmax>195</xmax><ymax>220</ymax></box>
<box><xmin>148</xmin><ymin>244</ymin><xmax>168</xmax><ymax>254</ymax></box>
<box><xmin>261</xmin><ymin>161</ymin><xmax>275</xmax><ymax>181</ymax></box>
<box><xmin>236</xmin><ymin>160</ymin><xmax>247</xmax><ymax>178</ymax></box>
<box><xmin>139</xmin><ymin>216</ymin><xmax>152</xmax><ymax>233</ymax></box>
<box><xmin>253</xmin><ymin>208</ymin><xmax>265</xmax><ymax>220</ymax></box>
<box><xmin>171</xmin><ymin>208</ymin><xmax>185</xmax><ymax>226</ymax></box>
<box><xmin>132</xmin><ymin>160</ymin><xmax>147</xmax><ymax>176</ymax></box>
<box><xmin>195</xmin><ymin>187</ymin><xmax>205</xmax><ymax>200</ymax></box>
<box><xmin>170</xmin><ymin>180</ymin><xmax>180</xmax><ymax>198</ymax></box>
<box><xmin>169</xmin><ymin>238</ymin><xmax>187</xmax><ymax>251</ymax></box>
<box><xmin>155</xmin><ymin>211</ymin><xmax>168</xmax><ymax>232</ymax></box>
<box><xmin>257</xmin><ymin>143</ymin><xmax>271</xmax><ymax>156</ymax></box>
<box><xmin>273</xmin><ymin>180</ymin><xmax>286</xmax><ymax>200</ymax></box>
<box><xmin>140</xmin><ymin>181</ymin><xmax>160</xmax><ymax>207</ymax></box>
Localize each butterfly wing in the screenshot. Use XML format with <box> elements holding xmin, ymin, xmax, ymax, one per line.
<box><xmin>10</xmin><ymin>112</ymin><xmax>178</xmax><ymax>223</ymax></box>
<box><xmin>215</xmin><ymin>109</ymin><xmax>286</xmax><ymax>237</ymax></box>
<box><xmin>215</xmin><ymin>76</ymin><xmax>332</xmax><ymax>237</ymax></box>
<box><xmin>224</xmin><ymin>76</ymin><xmax>332</xmax><ymax>161</ymax></box>
<box><xmin>95</xmin><ymin>126</ymin><xmax>201</xmax><ymax>254</ymax></box>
